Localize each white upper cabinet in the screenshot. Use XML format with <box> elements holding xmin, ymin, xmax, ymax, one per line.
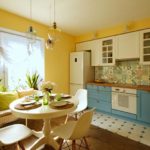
<box><xmin>100</xmin><ymin>36</ymin><xmax>116</xmax><ymax>66</ymax></box>
<box><xmin>76</xmin><ymin>40</ymin><xmax>100</xmax><ymax>66</ymax></box>
<box><xmin>116</xmin><ymin>31</ymin><xmax>140</xmax><ymax>60</ymax></box>
<box><xmin>76</xmin><ymin>41</ymin><xmax>91</xmax><ymax>51</ymax></box>
<box><xmin>90</xmin><ymin>39</ymin><xmax>100</xmax><ymax>66</ymax></box>
<box><xmin>140</xmin><ymin>29</ymin><xmax>150</xmax><ymax>65</ymax></box>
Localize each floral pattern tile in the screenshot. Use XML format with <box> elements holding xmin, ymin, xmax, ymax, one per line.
<box><xmin>95</xmin><ymin>60</ymin><xmax>150</xmax><ymax>85</ymax></box>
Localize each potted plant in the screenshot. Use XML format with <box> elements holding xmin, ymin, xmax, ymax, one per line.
<box><xmin>26</xmin><ymin>72</ymin><xmax>40</xmax><ymax>90</ymax></box>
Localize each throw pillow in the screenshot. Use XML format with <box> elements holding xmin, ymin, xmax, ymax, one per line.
<box><xmin>0</xmin><ymin>91</ymin><xmax>18</xmax><ymax>110</ymax></box>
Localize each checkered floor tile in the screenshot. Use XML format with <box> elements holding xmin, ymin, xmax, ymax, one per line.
<box><xmin>92</xmin><ymin>111</ymin><xmax>150</xmax><ymax>147</ymax></box>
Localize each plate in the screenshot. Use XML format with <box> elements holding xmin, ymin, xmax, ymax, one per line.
<box><xmin>50</xmin><ymin>101</ymin><xmax>68</xmax><ymax>107</ymax></box>
<box><xmin>61</xmin><ymin>94</ymin><xmax>71</xmax><ymax>98</ymax></box>
<box><xmin>51</xmin><ymin>93</ymin><xmax>56</xmax><ymax>96</ymax></box>
<box><xmin>36</xmin><ymin>93</ymin><xmax>44</xmax><ymax>98</ymax></box>
<box><xmin>20</xmin><ymin>99</ymin><xmax>35</xmax><ymax>105</ymax></box>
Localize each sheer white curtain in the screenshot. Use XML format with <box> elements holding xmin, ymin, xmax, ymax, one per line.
<box><xmin>0</xmin><ymin>31</ymin><xmax>44</xmax><ymax>90</ymax></box>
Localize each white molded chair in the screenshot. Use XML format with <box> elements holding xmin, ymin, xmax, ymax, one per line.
<box><xmin>52</xmin><ymin>109</ymin><xmax>94</xmax><ymax>150</ymax></box>
<box><xmin>0</xmin><ymin>124</ymin><xmax>32</xmax><ymax>150</ymax></box>
<box><xmin>74</xmin><ymin>89</ymin><xmax>88</xmax><ymax>113</ymax></box>
<box><xmin>65</xmin><ymin>89</ymin><xmax>88</xmax><ymax>122</ymax></box>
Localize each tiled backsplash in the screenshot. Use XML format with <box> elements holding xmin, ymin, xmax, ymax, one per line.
<box><xmin>95</xmin><ymin>60</ymin><xmax>150</xmax><ymax>85</ymax></box>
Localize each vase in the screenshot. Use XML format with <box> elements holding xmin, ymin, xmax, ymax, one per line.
<box><xmin>43</xmin><ymin>92</ymin><xmax>49</xmax><ymax>105</ymax></box>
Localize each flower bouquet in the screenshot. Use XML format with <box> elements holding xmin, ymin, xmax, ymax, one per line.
<box><xmin>40</xmin><ymin>81</ymin><xmax>55</xmax><ymax>93</ymax></box>
<box><xmin>40</xmin><ymin>81</ymin><xmax>55</xmax><ymax>105</ymax></box>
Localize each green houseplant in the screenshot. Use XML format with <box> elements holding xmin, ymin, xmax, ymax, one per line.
<box><xmin>26</xmin><ymin>72</ymin><xmax>40</xmax><ymax>90</ymax></box>
<box><xmin>0</xmin><ymin>79</ymin><xmax>7</xmax><ymax>92</ymax></box>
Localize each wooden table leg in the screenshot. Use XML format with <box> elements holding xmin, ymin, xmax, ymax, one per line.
<box><xmin>29</xmin><ymin>119</ymin><xmax>59</xmax><ymax>150</ymax></box>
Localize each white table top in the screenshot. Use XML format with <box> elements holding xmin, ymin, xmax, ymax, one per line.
<box><xmin>9</xmin><ymin>97</ymin><xmax>78</xmax><ymax>120</ymax></box>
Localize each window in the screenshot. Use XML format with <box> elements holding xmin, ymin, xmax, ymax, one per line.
<box><xmin>0</xmin><ymin>29</ymin><xmax>44</xmax><ymax>90</ymax></box>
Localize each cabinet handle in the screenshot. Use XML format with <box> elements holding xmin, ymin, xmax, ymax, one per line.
<box><xmin>115</xmin><ymin>89</ymin><xmax>120</xmax><ymax>91</ymax></box>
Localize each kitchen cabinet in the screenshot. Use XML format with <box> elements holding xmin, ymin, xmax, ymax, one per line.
<box><xmin>140</xmin><ymin>29</ymin><xmax>150</xmax><ymax>65</ymax></box>
<box><xmin>76</xmin><ymin>41</ymin><xmax>92</xmax><ymax>51</ymax></box>
<box><xmin>87</xmin><ymin>85</ymin><xmax>99</xmax><ymax>108</ymax></box>
<box><xmin>76</xmin><ymin>29</ymin><xmax>150</xmax><ymax>66</ymax></box>
<box><xmin>90</xmin><ymin>39</ymin><xmax>101</xmax><ymax>66</ymax></box>
<box><xmin>87</xmin><ymin>84</ymin><xmax>150</xmax><ymax>125</ymax></box>
<box><xmin>87</xmin><ymin>84</ymin><xmax>111</xmax><ymax>113</ymax></box>
<box><xmin>137</xmin><ymin>90</ymin><xmax>150</xmax><ymax>124</ymax></box>
<box><xmin>100</xmin><ymin>36</ymin><xmax>116</xmax><ymax>66</ymax></box>
<box><xmin>116</xmin><ymin>32</ymin><xmax>140</xmax><ymax>59</ymax></box>
<box><xmin>76</xmin><ymin>40</ymin><xmax>101</xmax><ymax>66</ymax></box>
<box><xmin>76</xmin><ymin>36</ymin><xmax>117</xmax><ymax>67</ymax></box>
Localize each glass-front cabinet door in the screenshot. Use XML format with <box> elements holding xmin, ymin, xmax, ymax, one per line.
<box><xmin>140</xmin><ymin>29</ymin><xmax>150</xmax><ymax>65</ymax></box>
<box><xmin>100</xmin><ymin>36</ymin><xmax>116</xmax><ymax>66</ymax></box>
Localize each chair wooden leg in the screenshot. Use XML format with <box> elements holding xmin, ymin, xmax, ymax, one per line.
<box><xmin>64</xmin><ymin>114</ymin><xmax>69</xmax><ymax>124</ymax></box>
<box><xmin>72</xmin><ymin>140</ymin><xmax>76</xmax><ymax>150</ymax></box>
<box><xmin>0</xmin><ymin>143</ymin><xmax>23</xmax><ymax>150</ymax></box>
<box><xmin>75</xmin><ymin>114</ymin><xmax>78</xmax><ymax>120</ymax></box>
<box><xmin>18</xmin><ymin>141</ymin><xmax>25</xmax><ymax>150</ymax></box>
<box><xmin>1</xmin><ymin>146</ymin><xmax>4</xmax><ymax>150</ymax></box>
<box><xmin>25</xmin><ymin>118</ymin><xmax>28</xmax><ymax>126</ymax></box>
<box><xmin>75</xmin><ymin>111</ymin><xmax>84</xmax><ymax>120</ymax></box>
<box><xmin>14</xmin><ymin>143</ymin><xmax>20</xmax><ymax>150</ymax></box>
<box><xmin>59</xmin><ymin>139</ymin><xmax>64</xmax><ymax>150</ymax></box>
<box><xmin>83</xmin><ymin>137</ymin><xmax>90</xmax><ymax>150</ymax></box>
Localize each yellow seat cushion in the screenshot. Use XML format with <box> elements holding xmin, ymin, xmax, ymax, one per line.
<box><xmin>0</xmin><ymin>92</ymin><xmax>18</xmax><ymax>110</ymax></box>
<box><xmin>17</xmin><ymin>88</ymin><xmax>35</xmax><ymax>98</ymax></box>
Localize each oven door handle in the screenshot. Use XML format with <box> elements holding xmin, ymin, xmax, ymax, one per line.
<box><xmin>112</xmin><ymin>92</ymin><xmax>137</xmax><ymax>96</ymax></box>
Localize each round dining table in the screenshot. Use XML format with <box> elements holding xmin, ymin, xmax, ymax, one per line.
<box><xmin>9</xmin><ymin>96</ymin><xmax>78</xmax><ymax>150</ymax></box>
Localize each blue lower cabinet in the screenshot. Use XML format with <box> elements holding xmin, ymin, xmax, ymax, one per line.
<box><xmin>99</xmin><ymin>101</ymin><xmax>111</xmax><ymax>113</ymax></box>
<box><xmin>87</xmin><ymin>85</ymin><xmax>112</xmax><ymax>113</ymax></box>
<box><xmin>88</xmin><ymin>97</ymin><xmax>111</xmax><ymax>113</ymax></box>
<box><xmin>88</xmin><ymin>97</ymin><xmax>99</xmax><ymax>109</ymax></box>
<box><xmin>88</xmin><ymin>90</ymin><xmax>99</xmax><ymax>99</ymax></box>
<box><xmin>98</xmin><ymin>86</ymin><xmax>111</xmax><ymax>92</ymax></box>
<box><xmin>98</xmin><ymin>91</ymin><xmax>111</xmax><ymax>103</ymax></box>
<box><xmin>87</xmin><ymin>84</ymin><xmax>98</xmax><ymax>90</ymax></box>
<box><xmin>87</xmin><ymin>84</ymin><xmax>150</xmax><ymax>125</ymax></box>
<box><xmin>112</xmin><ymin>109</ymin><xmax>136</xmax><ymax>120</ymax></box>
<box><xmin>137</xmin><ymin>90</ymin><xmax>150</xmax><ymax>124</ymax></box>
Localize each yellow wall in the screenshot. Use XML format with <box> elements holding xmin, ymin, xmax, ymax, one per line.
<box><xmin>75</xmin><ymin>18</ymin><xmax>150</xmax><ymax>43</ymax></box>
<box><xmin>1</xmin><ymin>8</ymin><xmax>150</xmax><ymax>93</ymax></box>
<box><xmin>0</xmin><ymin>9</ymin><xmax>75</xmax><ymax>93</ymax></box>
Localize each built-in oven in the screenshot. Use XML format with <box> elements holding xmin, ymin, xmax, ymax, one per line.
<box><xmin>112</xmin><ymin>87</ymin><xmax>137</xmax><ymax>114</ymax></box>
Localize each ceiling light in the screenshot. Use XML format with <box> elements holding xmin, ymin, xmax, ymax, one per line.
<box><xmin>46</xmin><ymin>33</ymin><xmax>53</xmax><ymax>50</ymax></box>
<box><xmin>26</xmin><ymin>0</ymin><xmax>36</xmax><ymax>54</ymax></box>
<box><xmin>46</xmin><ymin>0</ymin><xmax>61</xmax><ymax>50</ymax></box>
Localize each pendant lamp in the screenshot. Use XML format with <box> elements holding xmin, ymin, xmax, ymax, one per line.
<box><xmin>26</xmin><ymin>0</ymin><xmax>36</xmax><ymax>54</ymax></box>
<box><xmin>46</xmin><ymin>0</ymin><xmax>61</xmax><ymax>50</ymax></box>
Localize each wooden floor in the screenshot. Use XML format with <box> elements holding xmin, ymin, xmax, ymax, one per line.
<box><xmin>3</xmin><ymin>116</ymin><xmax>150</xmax><ymax>150</ymax></box>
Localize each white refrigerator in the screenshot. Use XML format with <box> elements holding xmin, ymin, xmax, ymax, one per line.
<box><xmin>70</xmin><ymin>51</ymin><xmax>94</xmax><ymax>95</ymax></box>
